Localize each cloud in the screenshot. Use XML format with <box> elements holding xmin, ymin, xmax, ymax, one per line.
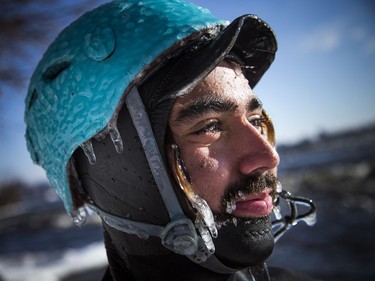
<box><xmin>300</xmin><ymin>21</ymin><xmax>342</xmax><ymax>53</ymax></box>
<box><xmin>299</xmin><ymin>19</ymin><xmax>375</xmax><ymax>55</ymax></box>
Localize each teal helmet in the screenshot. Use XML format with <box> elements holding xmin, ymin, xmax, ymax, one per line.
<box><xmin>25</xmin><ymin>0</ymin><xmax>228</xmax><ymax>214</ymax></box>
<box><xmin>25</xmin><ymin>0</ymin><xmax>281</xmax><ymax>273</ymax></box>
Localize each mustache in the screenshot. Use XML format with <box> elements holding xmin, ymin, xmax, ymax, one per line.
<box><xmin>215</xmin><ymin>172</ymin><xmax>278</xmax><ymax>222</ymax></box>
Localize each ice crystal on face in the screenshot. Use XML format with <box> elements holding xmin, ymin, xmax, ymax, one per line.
<box><xmin>195</xmin><ymin>218</ymin><xmax>215</xmax><ymax>255</ymax></box>
<box><xmin>190</xmin><ymin>194</ymin><xmax>218</xmax><ymax>238</ymax></box>
<box><xmin>273</xmin><ymin>204</ymin><xmax>282</xmax><ymax>220</ymax></box>
<box><xmin>276</xmin><ymin>181</ymin><xmax>283</xmax><ymax>193</ymax></box>
<box><xmin>237</xmin><ymin>190</ymin><xmax>246</xmax><ymax>200</ymax></box>
<box><xmin>108</xmin><ymin>123</ymin><xmax>123</xmax><ymax>153</ymax></box>
<box><xmin>91</xmin><ymin>122</ymin><xmax>123</xmax><ymax>153</ymax></box>
<box><xmin>72</xmin><ymin>206</ymin><xmax>87</xmax><ymax>228</ymax></box>
<box><xmin>225</xmin><ymin>198</ymin><xmax>237</xmax><ymax>214</ymax></box>
<box><xmin>80</xmin><ymin>140</ymin><xmax>96</xmax><ymax>164</ymax></box>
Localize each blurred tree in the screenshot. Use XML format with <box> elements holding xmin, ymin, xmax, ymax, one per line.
<box><xmin>0</xmin><ymin>181</ymin><xmax>23</xmax><ymax>206</ymax></box>
<box><xmin>0</xmin><ymin>0</ymin><xmax>106</xmax><ymax>97</ymax></box>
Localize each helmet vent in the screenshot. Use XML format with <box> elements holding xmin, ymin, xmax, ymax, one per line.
<box><xmin>26</xmin><ymin>89</ymin><xmax>38</xmax><ymax>111</ymax></box>
<box><xmin>25</xmin><ymin>128</ymin><xmax>39</xmax><ymax>164</ymax></box>
<box><xmin>43</xmin><ymin>59</ymin><xmax>72</xmax><ymax>81</ymax></box>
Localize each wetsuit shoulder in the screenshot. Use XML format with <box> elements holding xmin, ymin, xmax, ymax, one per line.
<box><xmin>268</xmin><ymin>267</ymin><xmax>318</xmax><ymax>281</ymax></box>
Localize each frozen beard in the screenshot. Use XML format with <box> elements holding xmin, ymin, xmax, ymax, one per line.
<box><xmin>215</xmin><ymin>172</ymin><xmax>278</xmax><ymax>226</ymax></box>
<box><xmin>213</xmin><ymin>172</ymin><xmax>278</xmax><ymax>269</ymax></box>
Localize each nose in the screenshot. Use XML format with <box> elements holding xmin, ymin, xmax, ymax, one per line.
<box><xmin>234</xmin><ymin>122</ymin><xmax>280</xmax><ymax>175</ymax></box>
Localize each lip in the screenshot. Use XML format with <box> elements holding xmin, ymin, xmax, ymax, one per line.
<box><xmin>232</xmin><ymin>188</ymin><xmax>274</xmax><ymax>218</ymax></box>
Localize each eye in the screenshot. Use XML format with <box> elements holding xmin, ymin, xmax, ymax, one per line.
<box><xmin>194</xmin><ymin>120</ymin><xmax>223</xmax><ymax>135</ymax></box>
<box><xmin>248</xmin><ymin>110</ymin><xmax>276</xmax><ymax>146</ymax></box>
<box><xmin>249</xmin><ymin>117</ymin><xmax>268</xmax><ymax>135</ymax></box>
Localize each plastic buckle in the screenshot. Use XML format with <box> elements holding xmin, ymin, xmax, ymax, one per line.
<box><xmin>161</xmin><ymin>218</ymin><xmax>198</xmax><ymax>256</ymax></box>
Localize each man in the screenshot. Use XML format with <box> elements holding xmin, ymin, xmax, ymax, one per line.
<box><xmin>24</xmin><ymin>0</ymin><xmax>316</xmax><ymax>280</ymax></box>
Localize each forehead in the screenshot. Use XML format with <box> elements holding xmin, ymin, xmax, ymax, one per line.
<box><xmin>172</xmin><ymin>61</ymin><xmax>256</xmax><ymax>111</ymax></box>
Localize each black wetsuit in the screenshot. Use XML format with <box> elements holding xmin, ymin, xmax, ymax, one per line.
<box><xmin>100</xmin><ymin>261</ymin><xmax>317</xmax><ymax>281</ymax></box>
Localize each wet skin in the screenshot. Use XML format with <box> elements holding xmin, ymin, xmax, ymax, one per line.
<box><xmin>168</xmin><ymin>61</ymin><xmax>280</xmax><ymax>220</ymax></box>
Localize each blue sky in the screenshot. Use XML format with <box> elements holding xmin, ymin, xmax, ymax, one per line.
<box><xmin>192</xmin><ymin>0</ymin><xmax>375</xmax><ymax>142</ymax></box>
<box><xmin>1</xmin><ymin>0</ymin><xmax>374</xmax><ymax>184</ymax></box>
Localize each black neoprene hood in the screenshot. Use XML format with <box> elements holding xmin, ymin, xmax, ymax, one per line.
<box><xmin>74</xmin><ymin>14</ymin><xmax>277</xmax><ymax>272</ymax></box>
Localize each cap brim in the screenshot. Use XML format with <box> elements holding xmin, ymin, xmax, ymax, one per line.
<box><xmin>140</xmin><ymin>14</ymin><xmax>277</xmax><ymax>106</ymax></box>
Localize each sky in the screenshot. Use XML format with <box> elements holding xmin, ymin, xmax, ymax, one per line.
<box><xmin>1</xmin><ymin>0</ymin><xmax>375</xmax><ymax>184</ymax></box>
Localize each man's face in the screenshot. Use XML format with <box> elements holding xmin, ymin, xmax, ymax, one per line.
<box><xmin>168</xmin><ymin>61</ymin><xmax>280</xmax><ymax>223</ymax></box>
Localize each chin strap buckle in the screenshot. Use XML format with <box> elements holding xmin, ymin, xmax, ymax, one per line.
<box><xmin>161</xmin><ymin>218</ymin><xmax>216</xmax><ymax>263</ymax></box>
<box><xmin>161</xmin><ymin>218</ymin><xmax>198</xmax><ymax>256</ymax></box>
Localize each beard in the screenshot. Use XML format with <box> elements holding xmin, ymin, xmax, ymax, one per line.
<box><xmin>214</xmin><ymin>172</ymin><xmax>278</xmax><ymax>226</ymax></box>
<box><xmin>211</xmin><ymin>172</ymin><xmax>278</xmax><ymax>268</ymax></box>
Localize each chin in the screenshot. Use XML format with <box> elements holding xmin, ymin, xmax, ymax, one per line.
<box><xmin>213</xmin><ymin>216</ymin><xmax>274</xmax><ymax>269</ymax></box>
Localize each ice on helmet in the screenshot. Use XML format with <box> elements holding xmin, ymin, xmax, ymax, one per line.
<box><xmin>24</xmin><ymin>0</ymin><xmax>225</xmax><ymax>214</ymax></box>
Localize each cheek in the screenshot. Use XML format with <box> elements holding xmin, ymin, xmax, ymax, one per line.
<box><xmin>184</xmin><ymin>147</ymin><xmax>223</xmax><ymax>178</ymax></box>
<box><xmin>183</xmin><ymin>147</ymin><xmax>231</xmax><ymax>210</ymax></box>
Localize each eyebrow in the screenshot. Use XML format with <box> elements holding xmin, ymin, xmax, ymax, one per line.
<box><xmin>174</xmin><ymin>95</ymin><xmax>263</xmax><ymax>123</ymax></box>
<box><xmin>249</xmin><ymin>96</ymin><xmax>263</xmax><ymax>111</ymax></box>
